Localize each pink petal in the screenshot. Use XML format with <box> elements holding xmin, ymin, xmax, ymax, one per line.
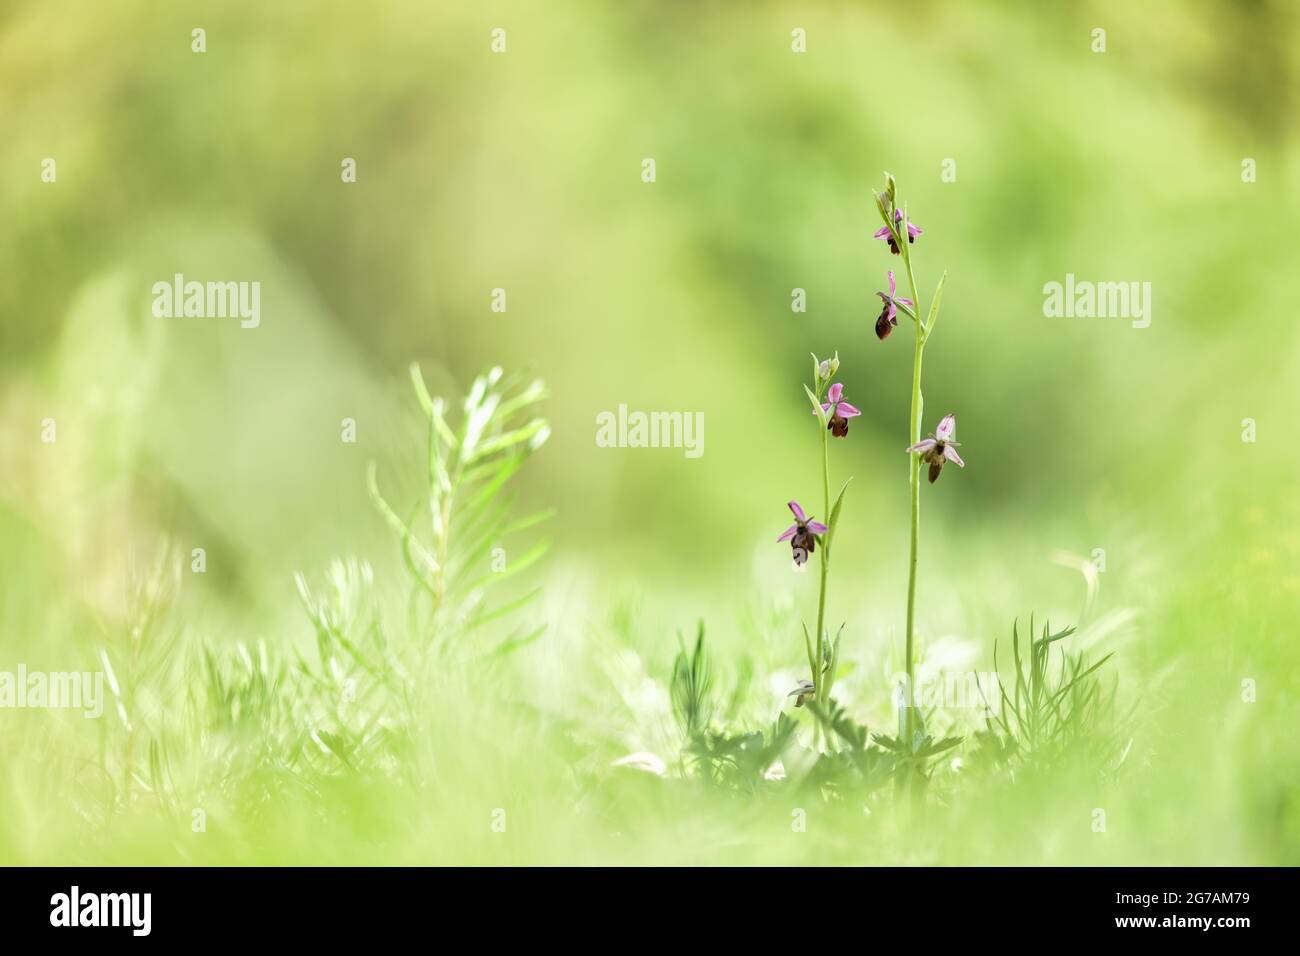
<box><xmin>827</xmin><ymin>382</ymin><xmax>843</xmax><ymax>403</ymax></box>
<box><xmin>806</xmin><ymin>521</ymin><xmax>829</xmax><ymax>535</ymax></box>
<box><xmin>887</xmin><ymin>270</ymin><xmax>896</xmax><ymax>296</ymax></box>
<box><xmin>906</xmin><ymin>438</ymin><xmax>937</xmax><ymax>454</ymax></box>
<box><xmin>944</xmin><ymin>445</ymin><xmax>965</xmax><ymax>468</ymax></box>
<box><xmin>837</xmin><ymin>401</ymin><xmax>862</xmax><ymax>418</ymax></box>
<box><xmin>936</xmin><ymin>414</ymin><xmax>956</xmax><ymax>442</ymax></box>
<box><xmin>907</xmin><ymin>222</ymin><xmax>923</xmax><ymax>238</ymax></box>
<box><xmin>777</xmin><ymin>524</ymin><xmax>798</xmax><ymax>542</ymax></box>
<box><xmin>818</xmin><ymin>402</ymin><xmax>832</xmax><ymax>417</ymax></box>
<box><xmin>787</xmin><ymin>500</ymin><xmax>806</xmax><ymax>522</ymax></box>
<box><xmin>897</xmin><ymin>296</ymin><xmax>913</xmax><ymax>308</ymax></box>
<box><xmin>873</xmin><ymin>226</ymin><xmax>890</xmax><ymax>239</ymax></box>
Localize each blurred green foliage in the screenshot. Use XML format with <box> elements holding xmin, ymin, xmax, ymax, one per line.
<box><xmin>1</xmin><ymin>1</ymin><xmax>1298</xmax><ymax>864</ymax></box>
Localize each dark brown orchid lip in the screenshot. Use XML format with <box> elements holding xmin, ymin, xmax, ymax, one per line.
<box><xmin>790</xmin><ymin>525</ymin><xmax>819</xmax><ymax>564</ymax></box>
<box><xmin>919</xmin><ymin>439</ymin><xmax>948</xmax><ymax>482</ymax></box>
<box><xmin>876</xmin><ymin>310</ymin><xmax>896</xmax><ymax>340</ymax></box>
<box><xmin>928</xmin><ymin>442</ymin><xmax>950</xmax><ymax>481</ymax></box>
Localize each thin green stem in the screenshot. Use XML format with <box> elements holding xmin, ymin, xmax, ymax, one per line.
<box><xmin>899</xmin><ymin>227</ymin><xmax>925</xmax><ymax>740</ymax></box>
<box><xmin>815</xmin><ymin>421</ymin><xmax>830</xmax><ymax>700</ymax></box>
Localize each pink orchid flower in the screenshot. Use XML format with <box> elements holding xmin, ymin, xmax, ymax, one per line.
<box><xmin>777</xmin><ymin>500</ymin><xmax>828</xmax><ymax>566</ymax></box>
<box><xmin>875</xmin><ymin>270</ymin><xmax>915</xmax><ymax>341</ymax></box>
<box><xmin>873</xmin><ymin>208</ymin><xmax>923</xmax><ymax>255</ymax></box>
<box><xmin>906</xmin><ymin>413</ymin><xmax>965</xmax><ymax>484</ymax></box>
<box><xmin>816</xmin><ymin>382</ymin><xmax>862</xmax><ymax>438</ymax></box>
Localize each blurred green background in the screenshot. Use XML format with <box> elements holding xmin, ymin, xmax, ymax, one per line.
<box><xmin>2</xmin><ymin>0</ymin><xmax>1298</xmax><ymax>865</ymax></box>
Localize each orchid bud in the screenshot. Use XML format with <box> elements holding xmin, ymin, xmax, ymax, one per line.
<box><xmin>812</xmin><ymin>351</ymin><xmax>837</xmax><ymax>385</ymax></box>
<box><xmin>875</xmin><ymin>189</ymin><xmax>892</xmax><ymax>227</ymax></box>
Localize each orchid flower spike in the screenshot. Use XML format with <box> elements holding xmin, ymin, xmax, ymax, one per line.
<box><xmin>776</xmin><ymin>500</ymin><xmax>828</xmax><ymax>566</ymax></box>
<box><xmin>816</xmin><ymin>382</ymin><xmax>862</xmax><ymax>437</ymax></box>
<box><xmin>906</xmin><ymin>413</ymin><xmax>965</xmax><ymax>484</ymax></box>
<box><xmin>787</xmin><ymin>678</ymin><xmax>816</xmax><ymax>708</ymax></box>
<box><xmin>875</xmin><ymin>270</ymin><xmax>915</xmax><ymax>341</ymax></box>
<box><xmin>874</xmin><ymin>208</ymin><xmax>923</xmax><ymax>255</ymax></box>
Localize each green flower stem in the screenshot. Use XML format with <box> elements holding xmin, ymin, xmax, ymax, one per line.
<box><xmin>899</xmin><ymin>222</ymin><xmax>925</xmax><ymax>740</ymax></box>
<box><xmin>815</xmin><ymin>415</ymin><xmax>831</xmax><ymax>704</ymax></box>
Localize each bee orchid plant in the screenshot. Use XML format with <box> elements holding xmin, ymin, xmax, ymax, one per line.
<box><xmin>873</xmin><ymin>172</ymin><xmax>964</xmax><ymax>739</ymax></box>
<box><xmin>780</xmin><ymin>174</ymin><xmax>965</xmax><ymax>746</ymax></box>
<box><xmin>778</xmin><ymin>352</ymin><xmax>853</xmax><ymax>713</ymax></box>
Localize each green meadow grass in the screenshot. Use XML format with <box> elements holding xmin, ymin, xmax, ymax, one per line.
<box><xmin>1</xmin><ymin>364</ymin><xmax>1296</xmax><ymax>867</ymax></box>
